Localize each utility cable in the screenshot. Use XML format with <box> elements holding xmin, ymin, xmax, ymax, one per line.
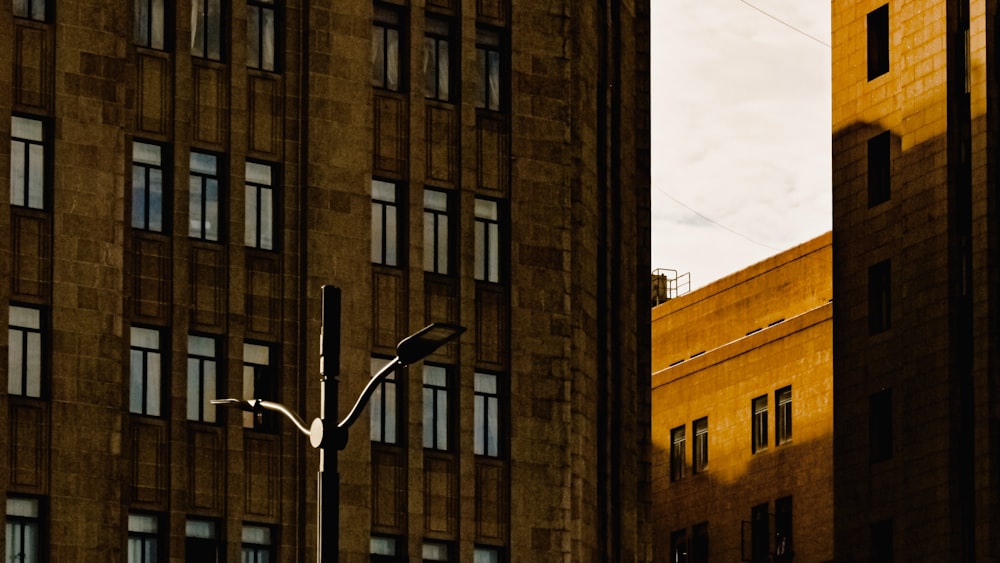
<box><xmin>738</xmin><ymin>0</ymin><xmax>831</xmax><ymax>48</ymax></box>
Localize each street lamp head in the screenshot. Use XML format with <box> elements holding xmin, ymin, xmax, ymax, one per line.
<box><xmin>210</xmin><ymin>398</ymin><xmax>259</xmax><ymax>412</ymax></box>
<box><xmin>395</xmin><ymin>323</ymin><xmax>466</xmax><ymax>365</ymax></box>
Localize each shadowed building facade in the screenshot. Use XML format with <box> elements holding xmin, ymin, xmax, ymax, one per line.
<box><xmin>651</xmin><ymin>234</ymin><xmax>833</xmax><ymax>563</ymax></box>
<box><xmin>832</xmin><ymin>0</ymin><xmax>1000</xmax><ymax>560</ymax></box>
<box><xmin>0</xmin><ymin>0</ymin><xmax>651</xmax><ymax>561</ymax></box>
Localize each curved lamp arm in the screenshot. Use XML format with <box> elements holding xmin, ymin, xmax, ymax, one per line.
<box><xmin>211</xmin><ymin>398</ymin><xmax>318</xmax><ymax>440</ymax></box>
<box><xmin>336</xmin><ymin>357</ymin><xmax>401</xmax><ymax>432</ymax></box>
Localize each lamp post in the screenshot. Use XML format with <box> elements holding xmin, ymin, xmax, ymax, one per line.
<box><xmin>213</xmin><ymin>285</ymin><xmax>465</xmax><ymax>563</ymax></box>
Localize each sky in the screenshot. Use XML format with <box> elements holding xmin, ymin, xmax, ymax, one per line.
<box><xmin>650</xmin><ymin>0</ymin><xmax>832</xmax><ymax>291</ymax></box>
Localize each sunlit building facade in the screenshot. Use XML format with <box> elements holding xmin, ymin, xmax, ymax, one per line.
<box><xmin>0</xmin><ymin>0</ymin><xmax>652</xmax><ymax>561</ymax></box>
<box><xmin>831</xmin><ymin>0</ymin><xmax>1000</xmax><ymax>560</ymax></box>
<box><xmin>651</xmin><ymin>234</ymin><xmax>832</xmax><ymax>563</ymax></box>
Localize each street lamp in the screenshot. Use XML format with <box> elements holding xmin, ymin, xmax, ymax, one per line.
<box><xmin>213</xmin><ymin>285</ymin><xmax>465</xmax><ymax>563</ymax></box>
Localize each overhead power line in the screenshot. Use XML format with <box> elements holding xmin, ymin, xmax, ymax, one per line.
<box><xmin>738</xmin><ymin>0</ymin><xmax>831</xmax><ymax>48</ymax></box>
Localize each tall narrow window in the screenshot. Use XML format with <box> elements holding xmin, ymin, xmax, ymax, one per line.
<box><xmin>241</xmin><ymin>525</ymin><xmax>273</xmax><ymax>563</ymax></box>
<box><xmin>474</xmin><ymin>372</ymin><xmax>501</xmax><ymax>457</ymax></box>
<box><xmin>10</xmin><ymin>116</ymin><xmax>46</xmax><ymax>210</ymax></box>
<box><xmin>372</xmin><ymin>180</ymin><xmax>400</xmax><ymax>266</ymax></box>
<box><xmin>134</xmin><ymin>0</ymin><xmax>166</xmax><ymax>49</ymax></box>
<box><xmin>130</xmin><ymin>326</ymin><xmax>163</xmax><ymax>416</ymax></box>
<box><xmin>870</xmin><ymin>388</ymin><xmax>893</xmax><ymax>463</ymax></box>
<box><xmin>132</xmin><ymin>141</ymin><xmax>166</xmax><ymax>232</ymax></box>
<box><xmin>670</xmin><ymin>529</ymin><xmax>688</xmax><ymax>563</ymax></box>
<box><xmin>692</xmin><ymin>417</ymin><xmax>708</xmax><ymax>473</ymax></box>
<box><xmin>670</xmin><ymin>425</ymin><xmax>686</xmax><ymax>481</ymax></box>
<box><xmin>185</xmin><ymin>519</ymin><xmax>220</xmax><ymax>563</ymax></box>
<box><xmin>128</xmin><ymin>514</ymin><xmax>159</xmax><ymax>563</ymax></box>
<box><xmin>370</xmin><ymin>356</ymin><xmax>398</xmax><ymax>444</ymax></box>
<box><xmin>750</xmin><ymin>503</ymin><xmax>769</xmax><ymax>563</ymax></box>
<box><xmin>243</xmin><ymin>343</ymin><xmax>276</xmax><ymax>431</ymax></box>
<box><xmin>423</xmin><ymin>188</ymin><xmax>451</xmax><ymax>275</ymax></box>
<box><xmin>867</xmin><ymin>131</ymin><xmax>891</xmax><ymax>206</ymax></box>
<box><xmin>422</xmin><ymin>364</ymin><xmax>450</xmax><ymax>450</ymax></box>
<box><xmin>474</xmin><ymin>198</ymin><xmax>501</xmax><ymax>283</ymax></box>
<box><xmin>871</xmin><ymin>519</ymin><xmax>893</xmax><ymax>563</ymax></box>
<box><xmin>245</xmin><ymin>161</ymin><xmax>275</xmax><ymax>250</ymax></box>
<box><xmin>476</xmin><ymin>28</ymin><xmax>502</xmax><ymax>111</ymax></box>
<box><xmin>867</xmin><ymin>5</ymin><xmax>889</xmax><ymax>80</ymax></box>
<box><xmin>371</xmin><ymin>535</ymin><xmax>401</xmax><ymax>563</ymax></box>
<box><xmin>424</xmin><ymin>17</ymin><xmax>452</xmax><ymax>101</ymax></box>
<box><xmin>191</xmin><ymin>0</ymin><xmax>223</xmax><ymax>60</ymax></box>
<box><xmin>247</xmin><ymin>0</ymin><xmax>275</xmax><ymax>70</ymax></box>
<box><xmin>868</xmin><ymin>260</ymin><xmax>891</xmax><ymax>334</ymax></box>
<box><xmin>372</xmin><ymin>6</ymin><xmax>401</xmax><ymax>91</ymax></box>
<box><xmin>774</xmin><ymin>496</ymin><xmax>792</xmax><ymax>561</ymax></box>
<box><xmin>752</xmin><ymin>395</ymin><xmax>768</xmax><ymax>453</ymax></box>
<box><xmin>13</xmin><ymin>0</ymin><xmax>45</xmax><ymax>20</ymax></box>
<box><xmin>422</xmin><ymin>542</ymin><xmax>449</xmax><ymax>562</ymax></box>
<box><xmin>473</xmin><ymin>547</ymin><xmax>500</xmax><ymax>563</ymax></box>
<box><xmin>189</xmin><ymin>152</ymin><xmax>221</xmax><ymax>241</ymax></box>
<box><xmin>186</xmin><ymin>335</ymin><xmax>217</xmax><ymax>423</ymax></box>
<box><xmin>6</xmin><ymin>497</ymin><xmax>40</xmax><ymax>563</ymax></box>
<box><xmin>8</xmin><ymin>305</ymin><xmax>42</xmax><ymax>398</ymax></box>
<box><xmin>776</xmin><ymin>386</ymin><xmax>792</xmax><ymax>445</ymax></box>
<box><xmin>690</xmin><ymin>522</ymin><xmax>708</xmax><ymax>563</ymax></box>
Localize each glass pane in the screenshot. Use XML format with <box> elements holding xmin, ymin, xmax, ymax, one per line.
<box><xmin>12</xmin><ymin>117</ymin><xmax>43</xmax><ymax>141</ymax></box>
<box><xmin>187</xmin><ymin>359</ymin><xmax>200</xmax><ymax>420</ymax></box>
<box><xmin>474</xmin><ymin>548</ymin><xmax>499</xmax><ymax>563</ymax></box>
<box><xmin>242</xmin><ymin>525</ymin><xmax>271</xmax><ymax>544</ymax></box>
<box><xmin>423</xmin><ymin>36</ymin><xmax>437</xmax><ymax>97</ymax></box>
<box><xmin>146</xmin><ymin>351</ymin><xmax>161</xmax><ymax>416</ymax></box>
<box><xmin>205</xmin><ymin>178</ymin><xmax>219</xmax><ymax>241</ymax></box>
<box><xmin>487</xmin><ymin>223</ymin><xmax>499</xmax><ymax>282</ymax></box>
<box><xmin>437</xmin><ymin>218</ymin><xmax>449</xmax><ymax>273</ymax></box>
<box><xmin>25</xmin><ymin>332</ymin><xmax>41</xmax><ymax>397</ymax></box>
<box><xmin>11</xmin><ymin>141</ymin><xmax>26</xmax><ymax>206</ymax></box>
<box><xmin>424</xmin><ymin>365</ymin><xmax>446</xmax><ymax>386</ymax></box>
<box><xmin>148</xmin><ymin>169</ymin><xmax>163</xmax><ymax>231</ymax></box>
<box><xmin>129</xmin><ymin>514</ymin><xmax>158</xmax><ymax>533</ymax></box>
<box><xmin>436</xmin><ymin>391</ymin><xmax>448</xmax><ymax>449</ymax></box>
<box><xmin>244</xmin><ymin>343</ymin><xmax>269</xmax><ymax>364</ymax></box>
<box><xmin>7</xmin><ymin>497</ymin><xmax>39</xmax><ymax>517</ymax></box>
<box><xmin>474</xmin><ymin>221</ymin><xmax>486</xmax><ymax>280</ymax></box>
<box><xmin>371</xmin><ymin>27</ymin><xmax>385</xmax><ymax>87</ymax></box>
<box><xmin>189</xmin><ymin>177</ymin><xmax>204</xmax><ymax>237</ymax></box>
<box><xmin>262</xmin><ymin>8</ymin><xmax>275</xmax><ymax>70</ymax></box>
<box><xmin>384</xmin><ymin>203</ymin><xmax>397</xmax><ymax>266</ymax></box>
<box><xmin>372</xmin><ymin>179</ymin><xmax>395</xmax><ymax>201</ymax></box>
<box><xmin>190</xmin><ymin>152</ymin><xmax>217</xmax><ymax>174</ymax></box>
<box><xmin>186</xmin><ymin>519</ymin><xmax>216</xmax><ymax>539</ymax></box>
<box><xmin>475</xmin><ymin>198</ymin><xmax>497</xmax><ymax>220</ymax></box>
<box><xmin>370</xmin><ymin>382</ymin><xmax>384</xmax><ymax>441</ymax></box>
<box><xmin>487</xmin><ymin>396</ymin><xmax>498</xmax><ymax>455</ymax></box>
<box><xmin>246</xmin><ymin>161</ymin><xmax>271</xmax><ymax>185</ymax></box>
<box><xmin>487</xmin><ymin>50</ymin><xmax>500</xmax><ymax>110</ymax></box>
<box><xmin>135</xmin><ymin>0</ymin><xmax>149</xmax><ymax>44</ymax></box>
<box><xmin>189</xmin><ymin>335</ymin><xmax>215</xmax><ymax>356</ymax></box>
<box><xmin>130</xmin><ymin>349</ymin><xmax>145</xmax><ymax>413</ymax></box>
<box><xmin>474</xmin><ymin>395</ymin><xmax>484</xmax><ymax>455</ymax></box>
<box><xmin>134</xmin><ymin>142</ymin><xmax>161</xmax><ymax>165</ymax></box>
<box><xmin>10</xmin><ymin>306</ymin><xmax>40</xmax><ymax>328</ymax></box>
<box><xmin>203</xmin><ymin>362</ymin><xmax>217</xmax><ymax>422</ymax></box>
<box><xmin>386</xmin><ymin>29</ymin><xmax>399</xmax><ymax>90</ymax></box>
<box><xmin>150</xmin><ymin>0</ymin><xmax>165</xmax><ymax>49</ymax></box>
<box><xmin>132</xmin><ymin>166</ymin><xmax>148</xmax><ymax>228</ymax></box>
<box><xmin>422</xmin><ymin>387</ymin><xmax>434</xmax><ymax>448</ymax></box>
<box><xmin>424</xmin><ymin>189</ymin><xmax>447</xmax><ymax>210</ymax></box>
<box><xmin>384</xmin><ymin>379</ymin><xmax>396</xmax><ymax>443</ymax></box>
<box><xmin>423</xmin><ymin>542</ymin><xmax>448</xmax><ymax>561</ymax></box>
<box><xmin>247</xmin><ymin>6</ymin><xmax>260</xmax><ymax>67</ymax></box>
<box><xmin>191</xmin><ymin>0</ymin><xmax>205</xmax><ymax>55</ymax></box>
<box><xmin>260</xmin><ymin>187</ymin><xmax>273</xmax><ymax>249</ymax></box>
<box><xmin>423</xmin><ymin>212</ymin><xmax>435</xmax><ymax>272</ymax></box>
<box><xmin>371</xmin><ymin>537</ymin><xmax>396</xmax><ymax>556</ymax></box>
<box><xmin>27</xmin><ymin>143</ymin><xmax>44</xmax><ymax>209</ymax></box>
<box><xmin>132</xmin><ymin>326</ymin><xmax>159</xmax><ymax>348</ymax></box>
<box><xmin>246</xmin><ymin>185</ymin><xmax>259</xmax><ymax>247</ymax></box>
<box><xmin>371</xmin><ymin>202</ymin><xmax>382</xmax><ymax>263</ymax></box>
<box><xmin>31</xmin><ymin>0</ymin><xmax>44</xmax><ymax>20</ymax></box>
<box><xmin>475</xmin><ymin>372</ymin><xmax>496</xmax><ymax>393</ymax></box>
<box><xmin>206</xmin><ymin>0</ymin><xmax>221</xmax><ymax>60</ymax></box>
<box><xmin>8</xmin><ymin>329</ymin><xmax>23</xmax><ymax>395</ymax></box>
<box><xmin>438</xmin><ymin>40</ymin><xmax>450</xmax><ymax>100</ymax></box>
<box><xmin>476</xmin><ymin>48</ymin><xmax>486</xmax><ymax>108</ymax></box>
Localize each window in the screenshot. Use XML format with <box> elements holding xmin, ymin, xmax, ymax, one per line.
<box><xmin>474</xmin><ymin>198</ymin><xmax>501</xmax><ymax>283</ymax></box>
<box><xmin>243</xmin><ymin>343</ymin><xmax>276</xmax><ymax>431</ymax></box>
<box><xmin>372</xmin><ymin>6</ymin><xmax>401</xmax><ymax>91</ymax></box>
<box><xmin>423</xmin><ymin>188</ymin><xmax>451</xmax><ymax>275</ymax></box>
<box><xmin>6</xmin><ymin>497</ymin><xmax>41</xmax><ymax>563</ymax></box>
<box><xmin>869</xmin><ymin>260</ymin><xmax>891</xmax><ymax>334</ymax></box>
<box><xmin>868</xmin><ymin>131</ymin><xmax>891</xmax><ymax>206</ymax></box>
<box><xmin>371</xmin><ymin>535</ymin><xmax>401</xmax><ymax>563</ymax></box>
<box><xmin>13</xmin><ymin>0</ymin><xmax>45</xmax><ymax>20</ymax></box>
<box><xmin>128</xmin><ymin>514</ymin><xmax>159</xmax><ymax>563</ymax></box>
<box><xmin>690</xmin><ymin>523</ymin><xmax>708</xmax><ymax>563</ymax></box>
<box><xmin>247</xmin><ymin>0</ymin><xmax>276</xmax><ymax>71</ymax></box>
<box><xmin>191</xmin><ymin>0</ymin><xmax>223</xmax><ymax>60</ymax></box>
<box><xmin>476</xmin><ymin>28</ymin><xmax>503</xmax><ymax>111</ymax></box>
<box><xmin>473</xmin><ymin>547</ymin><xmax>500</xmax><ymax>563</ymax></box>
<box><xmin>372</xmin><ymin>179</ymin><xmax>400</xmax><ymax>266</ymax></box>
<box><xmin>185</xmin><ymin>519</ymin><xmax>221</xmax><ymax>563</ymax></box>
<box><xmin>750</xmin><ymin>503</ymin><xmax>769</xmax><ymax>563</ymax></box>
<box><xmin>186</xmin><ymin>334</ymin><xmax>218</xmax><ymax>423</ymax></box>
<box><xmin>474</xmin><ymin>372</ymin><xmax>501</xmax><ymax>457</ymax></box>
<box><xmin>870</xmin><ymin>388</ymin><xmax>893</xmax><ymax>463</ymax></box>
<box><xmin>241</xmin><ymin>525</ymin><xmax>273</xmax><ymax>563</ymax></box>
<box><xmin>132</xmin><ymin>141</ymin><xmax>166</xmax><ymax>232</ymax></box>
<box><xmin>134</xmin><ymin>0</ymin><xmax>166</xmax><ymax>49</ymax></box>
<box><xmin>670</xmin><ymin>425</ymin><xmax>686</xmax><ymax>481</ymax></box>
<box><xmin>871</xmin><ymin>518</ymin><xmax>893</xmax><ymax>563</ymax></box>
<box><xmin>423</xmin><ymin>17</ymin><xmax>452</xmax><ymax>101</ymax></box>
<box><xmin>8</xmin><ymin>305</ymin><xmax>42</xmax><ymax>398</ymax></box>
<box><xmin>752</xmin><ymin>395</ymin><xmax>768</xmax><ymax>453</ymax></box>
<box><xmin>867</xmin><ymin>5</ymin><xmax>889</xmax><ymax>80</ymax></box>
<box><xmin>422</xmin><ymin>542</ymin><xmax>449</xmax><ymax>562</ymax></box>
<box><xmin>774</xmin><ymin>496</ymin><xmax>792</xmax><ymax>561</ymax></box>
<box><xmin>130</xmin><ymin>326</ymin><xmax>163</xmax><ymax>416</ymax></box>
<box><xmin>10</xmin><ymin>116</ymin><xmax>46</xmax><ymax>210</ymax></box>
<box><xmin>422</xmin><ymin>364</ymin><xmax>450</xmax><ymax>450</ymax></box>
<box><xmin>189</xmin><ymin>152</ymin><xmax>221</xmax><ymax>241</ymax></box>
<box><xmin>692</xmin><ymin>417</ymin><xmax>708</xmax><ymax>473</ymax></box>
<box><xmin>370</xmin><ymin>356</ymin><xmax>398</xmax><ymax>444</ymax></box>
<box><xmin>776</xmin><ymin>386</ymin><xmax>792</xmax><ymax>445</ymax></box>
<box><xmin>245</xmin><ymin>161</ymin><xmax>275</xmax><ymax>250</ymax></box>
<box><xmin>670</xmin><ymin>529</ymin><xmax>688</xmax><ymax>563</ymax></box>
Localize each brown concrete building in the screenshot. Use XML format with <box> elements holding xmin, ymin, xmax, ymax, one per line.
<box><xmin>831</xmin><ymin>0</ymin><xmax>1000</xmax><ymax>560</ymax></box>
<box><xmin>651</xmin><ymin>233</ymin><xmax>832</xmax><ymax>563</ymax></box>
<box><xmin>0</xmin><ymin>1</ymin><xmax>651</xmax><ymax>561</ymax></box>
